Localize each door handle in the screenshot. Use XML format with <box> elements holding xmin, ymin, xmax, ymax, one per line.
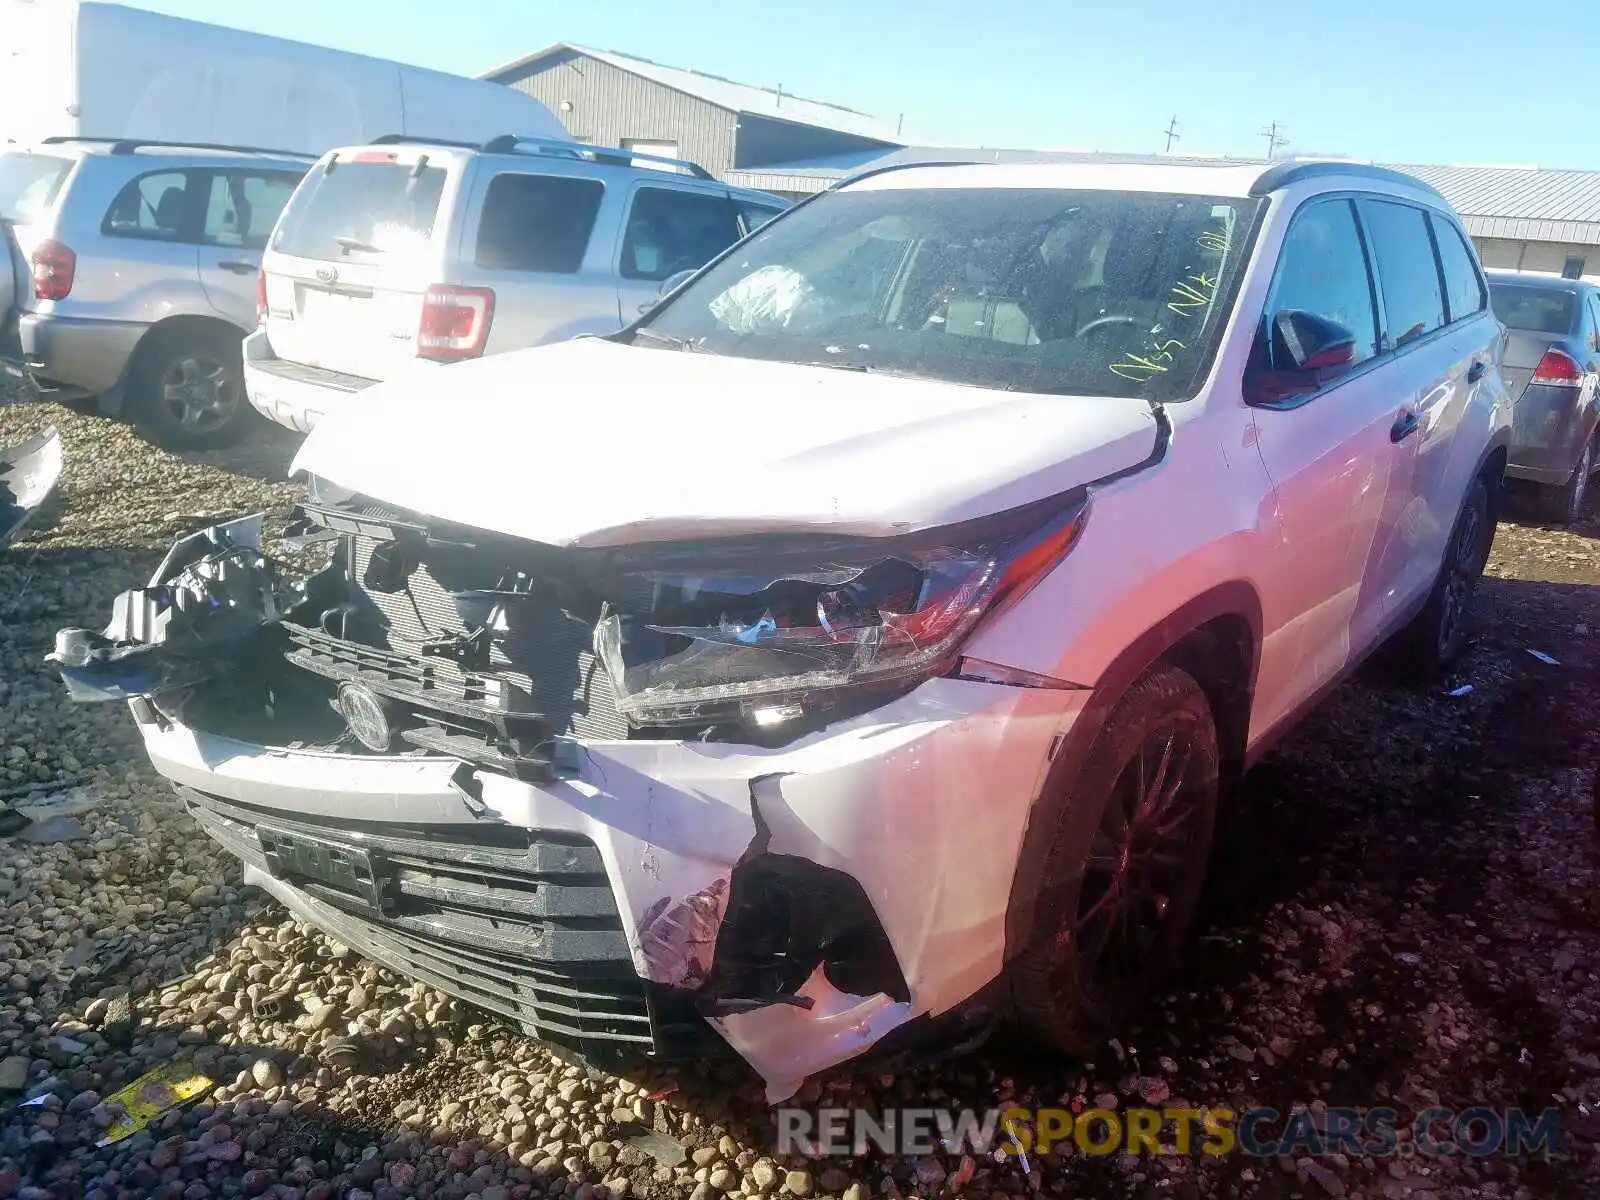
<box><xmin>1390</xmin><ymin>409</ymin><xmax>1421</xmax><ymax>443</ymax></box>
<box><xmin>1467</xmin><ymin>360</ymin><xmax>1486</xmax><ymax>384</ymax></box>
<box><xmin>216</xmin><ymin>260</ymin><xmax>258</xmax><ymax>275</ymax></box>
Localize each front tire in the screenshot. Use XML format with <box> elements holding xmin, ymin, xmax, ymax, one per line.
<box><xmin>1009</xmin><ymin>662</ymin><xmax>1220</xmax><ymax>1054</ymax></box>
<box><xmin>131</xmin><ymin>327</ymin><xmax>255</xmax><ymax>450</ymax></box>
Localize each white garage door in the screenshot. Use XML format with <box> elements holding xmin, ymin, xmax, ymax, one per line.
<box><xmin>623</xmin><ymin>138</ymin><xmax>680</xmax><ymax>159</ymax></box>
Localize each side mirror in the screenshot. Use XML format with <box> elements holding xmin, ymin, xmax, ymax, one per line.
<box><xmin>659</xmin><ymin>268</ymin><xmax>697</xmax><ymax>298</ymax></box>
<box><xmin>1244</xmin><ymin>309</ymin><xmax>1359</xmax><ymax>404</ymax></box>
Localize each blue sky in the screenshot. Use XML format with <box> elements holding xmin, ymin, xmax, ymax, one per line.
<box><xmin>127</xmin><ymin>0</ymin><xmax>1588</xmax><ymax>169</ymax></box>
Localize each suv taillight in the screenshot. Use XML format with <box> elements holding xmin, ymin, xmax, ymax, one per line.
<box><xmin>417</xmin><ymin>285</ymin><xmax>495</xmax><ymax>362</ymax></box>
<box><xmin>256</xmin><ymin>268</ymin><xmax>268</xmax><ymax>326</ymax></box>
<box><xmin>30</xmin><ymin>240</ymin><xmax>76</xmax><ymax>302</ymax></box>
<box><xmin>1531</xmin><ymin>348</ymin><xmax>1583</xmax><ymax>388</ymax></box>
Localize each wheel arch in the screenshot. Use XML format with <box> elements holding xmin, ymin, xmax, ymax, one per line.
<box><xmin>1475</xmin><ymin>440</ymin><xmax>1509</xmax><ymax>527</ymax></box>
<box><xmin>100</xmin><ymin>314</ymin><xmax>249</xmax><ymax>416</ymax></box>
<box><xmin>1001</xmin><ymin>580</ymin><xmax>1263</xmax><ymax>961</ymax></box>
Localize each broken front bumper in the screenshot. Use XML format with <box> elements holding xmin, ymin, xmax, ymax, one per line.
<box><xmin>131</xmin><ymin>676</ymin><xmax>1084</xmax><ymax>1100</ymax></box>
<box><xmin>49</xmin><ymin>510</ymin><xmax>1092</xmax><ymax>1100</ymax></box>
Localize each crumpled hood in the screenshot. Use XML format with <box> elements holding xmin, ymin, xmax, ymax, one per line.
<box><xmin>292</xmin><ymin>338</ymin><xmax>1161</xmax><ymax>546</ymax></box>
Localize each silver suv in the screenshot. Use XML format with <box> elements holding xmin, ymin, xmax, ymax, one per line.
<box><xmin>0</xmin><ymin>138</ymin><xmax>312</xmax><ymax>447</ymax></box>
<box><xmin>244</xmin><ymin>134</ymin><xmax>789</xmax><ymax>433</ymax></box>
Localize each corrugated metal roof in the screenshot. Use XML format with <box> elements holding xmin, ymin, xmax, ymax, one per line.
<box><xmin>482</xmin><ymin>44</ymin><xmax>905</xmax><ymax>144</ymax></box>
<box><xmin>1395</xmin><ymin>163</ymin><xmax>1600</xmax><ymax>226</ymax></box>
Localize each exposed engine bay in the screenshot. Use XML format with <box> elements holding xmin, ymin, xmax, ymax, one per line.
<box><xmin>52</xmin><ymin>483</ymin><xmax>1086</xmax><ymax>766</ymax></box>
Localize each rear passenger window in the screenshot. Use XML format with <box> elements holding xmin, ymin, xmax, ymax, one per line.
<box><xmin>202</xmin><ymin>172</ymin><xmax>302</xmax><ymax>250</ymax></box>
<box><xmin>1360</xmin><ymin>199</ymin><xmax>1447</xmax><ymax>349</ymax></box>
<box><xmin>474</xmin><ymin>174</ymin><xmax>603</xmax><ymax>273</ymax></box>
<box><xmin>1430</xmin><ymin>214</ymin><xmax>1486</xmax><ymax>322</ymax></box>
<box><xmin>102</xmin><ymin>170</ymin><xmax>197</xmax><ymax>241</ymax></box>
<box><xmin>621</xmin><ymin>188</ymin><xmax>740</xmax><ymax>282</ymax></box>
<box><xmin>1264</xmin><ymin>198</ymin><xmax>1379</xmax><ymax>367</ymax></box>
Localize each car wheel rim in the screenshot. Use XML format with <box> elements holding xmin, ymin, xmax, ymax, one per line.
<box><xmin>161</xmin><ymin>356</ymin><xmax>238</xmax><ymax>433</ymax></box>
<box><xmin>1070</xmin><ymin>718</ymin><xmax>1206</xmax><ymax>1001</ymax></box>
<box><xmin>1437</xmin><ymin>499</ymin><xmax>1484</xmax><ymax>657</ymax></box>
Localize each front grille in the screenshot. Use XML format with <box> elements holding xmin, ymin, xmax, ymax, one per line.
<box><xmin>183</xmin><ymin>787</ymin><xmax>715</xmax><ymax>1058</ymax></box>
<box><xmin>347</xmin><ymin>525</ymin><xmax>632</xmax><ymax>740</ymax></box>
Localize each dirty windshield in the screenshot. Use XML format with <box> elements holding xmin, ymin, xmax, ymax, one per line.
<box><xmin>0</xmin><ymin>153</ymin><xmax>71</xmax><ymax>223</ymax></box>
<box><xmin>269</xmin><ymin>158</ymin><xmax>447</xmax><ymax>260</ymax></box>
<box><xmin>638</xmin><ymin>185</ymin><xmax>1257</xmax><ymax>400</ymax></box>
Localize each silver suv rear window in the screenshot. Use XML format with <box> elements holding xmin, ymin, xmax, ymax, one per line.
<box><xmin>0</xmin><ymin>153</ymin><xmax>71</xmax><ymax>223</ymax></box>
<box><xmin>271</xmin><ymin>158</ymin><xmax>447</xmax><ymax>260</ymax></box>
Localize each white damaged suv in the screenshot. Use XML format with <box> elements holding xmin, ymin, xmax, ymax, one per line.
<box><xmin>51</xmin><ymin>159</ymin><xmax>1510</xmax><ymax>1100</ymax></box>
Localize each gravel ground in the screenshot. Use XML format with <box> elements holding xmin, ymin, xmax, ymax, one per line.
<box><xmin>1</xmin><ymin>402</ymin><xmax>1598</xmax><ymax>1200</ymax></box>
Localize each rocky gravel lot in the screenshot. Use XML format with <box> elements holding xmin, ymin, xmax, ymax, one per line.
<box><xmin>1</xmin><ymin>403</ymin><xmax>1598</xmax><ymax>1200</ymax></box>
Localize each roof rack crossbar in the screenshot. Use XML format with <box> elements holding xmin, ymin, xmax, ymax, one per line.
<box><xmin>478</xmin><ymin>135</ymin><xmax>714</xmax><ymax>180</ymax></box>
<box><xmin>40</xmin><ymin>136</ymin><xmax>312</xmax><ymax>159</ymax></box>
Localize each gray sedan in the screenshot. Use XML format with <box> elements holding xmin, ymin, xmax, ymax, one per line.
<box><xmin>1487</xmin><ymin>271</ymin><xmax>1600</xmax><ymax>522</ymax></box>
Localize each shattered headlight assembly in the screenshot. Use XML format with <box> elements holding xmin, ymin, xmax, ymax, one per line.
<box><xmin>595</xmin><ymin>493</ymin><xmax>1089</xmax><ymax>727</ymax></box>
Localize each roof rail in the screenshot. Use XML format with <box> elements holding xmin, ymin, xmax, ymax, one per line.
<box><xmin>827</xmin><ymin>159</ymin><xmax>982</xmax><ymax>190</ymax></box>
<box><xmin>369</xmin><ymin>134</ymin><xmax>482</xmax><ymax>149</ymax></box>
<box><xmin>40</xmin><ymin>136</ymin><xmax>313</xmax><ymax>160</ymax></box>
<box><xmin>1249</xmin><ymin>160</ymin><xmax>1446</xmax><ymax>202</ymax></box>
<box><xmin>477</xmin><ymin>134</ymin><xmax>715</xmax><ymax>180</ymax></box>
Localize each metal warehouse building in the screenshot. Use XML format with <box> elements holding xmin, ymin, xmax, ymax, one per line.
<box><xmin>481</xmin><ymin>43</ymin><xmax>906</xmax><ymax>179</ymax></box>
<box><xmin>482</xmin><ymin>46</ymin><xmax>1600</xmax><ymax>281</ymax></box>
<box><xmin>1396</xmin><ymin>163</ymin><xmax>1600</xmax><ymax>280</ymax></box>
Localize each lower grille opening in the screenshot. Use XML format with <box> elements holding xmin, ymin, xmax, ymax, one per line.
<box><xmin>182</xmin><ymin>787</ymin><xmax>721</xmax><ymax>1060</ymax></box>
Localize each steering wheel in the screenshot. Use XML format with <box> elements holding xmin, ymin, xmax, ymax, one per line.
<box><xmin>1074</xmin><ymin>314</ymin><xmax>1141</xmax><ymax>339</ymax></box>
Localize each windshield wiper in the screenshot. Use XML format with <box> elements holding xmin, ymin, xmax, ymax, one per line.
<box><xmin>630</xmin><ymin>328</ymin><xmax>696</xmax><ymax>350</ymax></box>
<box><xmin>334</xmin><ymin>234</ymin><xmax>384</xmax><ymax>254</ymax></box>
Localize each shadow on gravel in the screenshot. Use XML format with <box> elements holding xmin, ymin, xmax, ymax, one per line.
<box><xmin>3</xmin><ymin>1012</ymin><xmax>783</xmax><ymax>1200</ymax></box>
<box><xmin>1498</xmin><ymin>483</ymin><xmax>1600</xmax><ymax>541</ymax></box>
<box><xmin>174</xmin><ymin>423</ymin><xmax>302</xmax><ymax>488</ymax></box>
<box><xmin>25</xmin><ymin>406</ymin><xmax>303</xmax><ymax>490</ymax></box>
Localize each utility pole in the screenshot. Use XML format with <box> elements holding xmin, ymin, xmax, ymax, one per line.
<box><xmin>1163</xmin><ymin>116</ymin><xmax>1180</xmax><ymax>154</ymax></box>
<box><xmin>1260</xmin><ymin>121</ymin><xmax>1286</xmax><ymax>159</ymax></box>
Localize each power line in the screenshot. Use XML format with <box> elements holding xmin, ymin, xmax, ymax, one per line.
<box><xmin>1163</xmin><ymin>116</ymin><xmax>1180</xmax><ymax>154</ymax></box>
<box><xmin>1261</xmin><ymin>121</ymin><xmax>1287</xmax><ymax>159</ymax></box>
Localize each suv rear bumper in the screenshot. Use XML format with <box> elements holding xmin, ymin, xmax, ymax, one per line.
<box><xmin>243</xmin><ymin>329</ymin><xmax>378</xmax><ymax>433</ymax></box>
<box><xmin>130</xmin><ymin>676</ymin><xmax>1085</xmax><ymax>1099</ymax></box>
<box><xmin>19</xmin><ymin>311</ymin><xmax>147</xmax><ymax>397</ymax></box>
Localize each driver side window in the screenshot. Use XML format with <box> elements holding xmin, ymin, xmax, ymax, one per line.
<box><xmin>1263</xmin><ymin>199</ymin><xmax>1380</xmax><ymax>369</ymax></box>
